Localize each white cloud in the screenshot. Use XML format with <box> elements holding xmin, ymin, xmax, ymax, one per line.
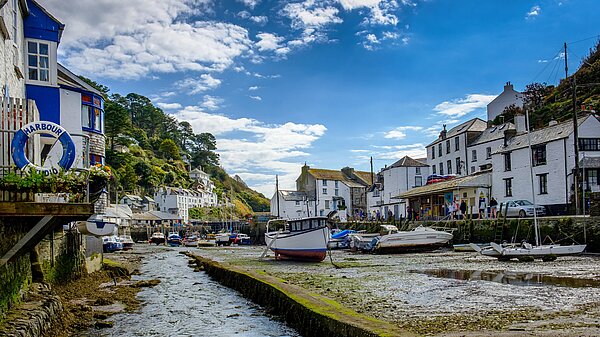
<box><xmin>282</xmin><ymin>0</ymin><xmax>342</xmax><ymax>49</ymax></box>
<box><xmin>174</xmin><ymin>105</ymin><xmax>327</xmax><ymax>196</ymax></box>
<box><xmin>156</xmin><ymin>102</ymin><xmax>183</xmax><ymax>110</ymax></box>
<box><xmin>356</xmin><ymin>143</ymin><xmax>426</xmax><ymax>162</ymax></box>
<box><xmin>200</xmin><ymin>95</ymin><xmax>223</xmax><ymax>110</ymax></box>
<box><xmin>176</xmin><ymin>74</ymin><xmax>222</xmax><ymax>94</ymax></box>
<box><xmin>249</xmin><ymin>95</ymin><xmax>262</xmax><ymax>101</ymax></box>
<box><xmin>237</xmin><ymin>0</ymin><xmax>260</xmax><ymax>9</ymax></box>
<box><xmin>526</xmin><ymin>5</ymin><xmax>541</xmax><ymax>17</ymax></box>
<box><xmin>248</xmin><ymin>86</ymin><xmax>259</xmax><ymax>90</ymax></box>
<box><xmin>384</xmin><ymin>126</ymin><xmax>423</xmax><ymax>139</ymax></box>
<box><xmin>434</xmin><ymin>94</ymin><xmax>497</xmax><ymax>118</ymax></box>
<box><xmin>238</xmin><ymin>10</ymin><xmax>268</xmax><ymax>25</ymax></box>
<box><xmin>256</xmin><ymin>32</ymin><xmax>285</xmax><ymax>52</ymax></box>
<box><xmin>42</xmin><ymin>0</ymin><xmax>253</xmax><ymax>79</ymax></box>
<box><xmin>338</xmin><ymin>0</ymin><xmax>400</xmax><ymax>26</ymax></box>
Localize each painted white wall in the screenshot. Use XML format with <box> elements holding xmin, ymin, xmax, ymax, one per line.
<box><xmin>0</xmin><ymin>1</ymin><xmax>26</xmax><ymax>99</ymax></box>
<box><xmin>154</xmin><ymin>187</ymin><xmax>202</xmax><ymax>224</ymax></box>
<box><xmin>427</xmin><ymin>133</ymin><xmax>468</xmax><ymax>176</ymax></box>
<box><xmin>487</xmin><ymin>83</ymin><xmax>523</xmax><ymax>121</ymax></box>
<box><xmin>58</xmin><ymin>88</ymin><xmax>87</xmax><ymax>168</ymax></box>
<box><xmin>270</xmin><ymin>192</ymin><xmax>310</xmax><ymax>219</ymax></box>
<box><xmin>316</xmin><ymin>179</ymin><xmax>352</xmax><ymax>217</ymax></box>
<box><xmin>468</xmin><ymin>138</ymin><xmax>504</xmax><ymax>174</ymax></box>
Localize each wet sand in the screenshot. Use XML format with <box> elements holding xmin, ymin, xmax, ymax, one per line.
<box><xmin>191</xmin><ymin>246</ymin><xmax>600</xmax><ymax>336</ymax></box>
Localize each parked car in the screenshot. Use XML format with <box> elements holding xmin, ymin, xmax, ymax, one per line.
<box><xmin>503</xmin><ymin>200</ymin><xmax>546</xmax><ymax>217</ymax></box>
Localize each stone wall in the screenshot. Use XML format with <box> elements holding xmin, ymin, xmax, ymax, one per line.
<box><xmin>88</xmin><ymin>133</ymin><xmax>106</xmax><ymax>158</ymax></box>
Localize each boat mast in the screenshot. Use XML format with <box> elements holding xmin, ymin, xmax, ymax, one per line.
<box><xmin>566</xmin><ymin>42</ymin><xmax>580</xmax><ymax>215</ymax></box>
<box><xmin>276</xmin><ymin>175</ymin><xmax>280</xmax><ymax>218</ymax></box>
<box><xmin>525</xmin><ymin>108</ymin><xmax>541</xmax><ymax>246</ymax></box>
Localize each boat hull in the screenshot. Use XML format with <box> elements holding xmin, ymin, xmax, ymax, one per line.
<box><xmin>480</xmin><ymin>243</ymin><xmax>587</xmax><ymax>259</ymax></box>
<box><xmin>265</xmin><ymin>226</ymin><xmax>329</xmax><ymax>262</ymax></box>
<box><xmin>375</xmin><ymin>227</ymin><xmax>453</xmax><ymax>254</ymax></box>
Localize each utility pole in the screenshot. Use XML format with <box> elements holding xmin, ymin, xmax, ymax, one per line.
<box><xmin>565</xmin><ymin>42</ymin><xmax>580</xmax><ymax>215</ymax></box>
<box><xmin>370</xmin><ymin>156</ymin><xmax>374</xmax><ymax>185</ymax></box>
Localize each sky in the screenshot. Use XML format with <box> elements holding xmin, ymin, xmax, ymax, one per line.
<box><xmin>40</xmin><ymin>0</ymin><xmax>599</xmax><ymax>197</ymax></box>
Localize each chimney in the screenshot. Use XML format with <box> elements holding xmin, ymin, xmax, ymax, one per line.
<box><xmin>514</xmin><ymin>114</ymin><xmax>526</xmax><ymax>134</ymax></box>
<box><xmin>503</xmin><ymin>129</ymin><xmax>516</xmax><ymax>146</ymax></box>
<box><xmin>504</xmin><ymin>81</ymin><xmax>513</xmax><ymax>91</ymax></box>
<box><xmin>341</xmin><ymin>167</ymin><xmax>354</xmax><ymax>178</ymax></box>
<box><xmin>440</xmin><ymin>124</ymin><xmax>447</xmax><ymax>139</ymax></box>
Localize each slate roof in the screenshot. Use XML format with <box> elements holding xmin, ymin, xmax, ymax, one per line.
<box><xmin>469</xmin><ymin>122</ymin><xmax>515</xmax><ymax>146</ymax></box>
<box><xmin>353</xmin><ymin>171</ymin><xmax>374</xmax><ymax>185</ymax></box>
<box><xmin>308</xmin><ymin>169</ymin><xmax>347</xmax><ymax>181</ymax></box>
<box><xmin>580</xmin><ymin>156</ymin><xmax>600</xmax><ymax>168</ymax></box>
<box><xmin>427</xmin><ymin>118</ymin><xmax>488</xmax><ymax>147</ymax></box>
<box><xmin>57</xmin><ymin>64</ymin><xmax>103</xmax><ymax>96</ymax></box>
<box><xmin>397</xmin><ymin>171</ymin><xmax>491</xmax><ymax>198</ymax></box>
<box><xmin>496</xmin><ymin>116</ymin><xmax>592</xmax><ymax>153</ymax></box>
<box><xmin>387</xmin><ymin>156</ymin><xmax>429</xmax><ymax>169</ymax></box>
<box><xmin>279</xmin><ymin>190</ymin><xmax>308</xmax><ymax>201</ymax></box>
<box><xmin>148</xmin><ymin>211</ymin><xmax>181</xmax><ymax>220</ymax></box>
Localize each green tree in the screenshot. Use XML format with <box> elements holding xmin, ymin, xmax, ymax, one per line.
<box><xmin>104</xmin><ymin>100</ymin><xmax>131</xmax><ymax>150</ymax></box>
<box><xmin>159</xmin><ymin>139</ymin><xmax>181</xmax><ymax>160</ymax></box>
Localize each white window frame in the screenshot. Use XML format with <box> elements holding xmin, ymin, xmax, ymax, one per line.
<box><xmin>26</xmin><ymin>39</ymin><xmax>57</xmax><ymax>86</ymax></box>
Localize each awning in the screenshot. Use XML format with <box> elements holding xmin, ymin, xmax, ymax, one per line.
<box><xmin>580</xmin><ymin>156</ymin><xmax>600</xmax><ymax>168</ymax></box>
<box><xmin>396</xmin><ymin>172</ymin><xmax>491</xmax><ymax>199</ymax></box>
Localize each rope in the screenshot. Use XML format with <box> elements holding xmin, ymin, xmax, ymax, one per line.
<box><xmin>324</xmin><ymin>227</ymin><xmax>341</xmax><ymax>269</ymax></box>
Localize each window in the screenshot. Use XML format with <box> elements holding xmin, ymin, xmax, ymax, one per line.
<box><xmin>486</xmin><ymin>147</ymin><xmax>492</xmax><ymax>159</ymax></box>
<box><xmin>579</xmin><ymin>138</ymin><xmax>600</xmax><ymax>151</ymax></box>
<box><xmin>27</xmin><ymin>41</ymin><xmax>50</xmax><ymax>82</ymax></box>
<box><xmin>335</xmin><ymin>189</ymin><xmax>339</xmax><ymax>196</ymax></box>
<box><xmin>538</xmin><ymin>174</ymin><xmax>548</xmax><ymax>194</ymax></box>
<box><xmin>439</xmin><ymin>163</ymin><xmax>444</xmax><ymax>175</ymax></box>
<box><xmin>471</xmin><ymin>149</ymin><xmax>477</xmax><ymax>162</ymax></box>
<box><xmin>471</xmin><ymin>166</ymin><xmax>475</xmax><ymax>174</ymax></box>
<box><xmin>587</xmin><ymin>169</ymin><xmax>598</xmax><ymax>187</ymax></box>
<box><xmin>416</xmin><ymin>167</ymin><xmax>421</xmax><ymax>175</ymax></box>
<box><xmin>325</xmin><ymin>200</ymin><xmax>330</xmax><ymax>209</ymax></box>
<box><xmin>455</xmin><ymin>137</ymin><xmax>460</xmax><ymax>151</ymax></box>
<box><xmin>295</xmin><ymin>201</ymin><xmax>300</xmax><ymax>206</ymax></box>
<box><xmin>500</xmin><ymin>153</ymin><xmax>510</xmax><ymax>171</ymax></box>
<box><xmin>504</xmin><ymin>178</ymin><xmax>513</xmax><ymax>197</ymax></box>
<box><xmin>12</xmin><ymin>0</ymin><xmax>17</xmax><ymax>42</ymax></box>
<box><xmin>446</xmin><ymin>140</ymin><xmax>450</xmax><ymax>154</ymax></box>
<box><xmin>431</xmin><ymin>146</ymin><xmax>435</xmax><ymax>159</ymax></box>
<box><xmin>415</xmin><ymin>176</ymin><xmax>422</xmax><ymax>187</ymax></box>
<box><xmin>322</xmin><ymin>188</ymin><xmax>327</xmax><ymax>194</ymax></box>
<box><xmin>81</xmin><ymin>94</ymin><xmax>104</xmax><ymax>132</ymax></box>
<box><xmin>322</xmin><ymin>179</ymin><xmax>327</xmax><ymax>186</ymax></box>
<box><xmin>438</xmin><ymin>143</ymin><xmax>442</xmax><ymax>157</ymax></box>
<box><xmin>447</xmin><ymin>160</ymin><xmax>452</xmax><ymax>174</ymax></box>
<box><xmin>432</xmin><ymin>165</ymin><xmax>436</xmax><ymax>175</ymax></box>
<box><xmin>456</xmin><ymin>158</ymin><xmax>461</xmax><ymax>175</ymax></box>
<box><xmin>334</xmin><ymin>181</ymin><xmax>338</xmax><ymax>188</ymax></box>
<box><xmin>532</xmin><ymin>145</ymin><xmax>547</xmax><ymax>166</ymax></box>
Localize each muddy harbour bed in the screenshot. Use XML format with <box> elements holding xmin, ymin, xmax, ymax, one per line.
<box><xmin>186</xmin><ymin>245</ymin><xmax>600</xmax><ymax>336</ymax></box>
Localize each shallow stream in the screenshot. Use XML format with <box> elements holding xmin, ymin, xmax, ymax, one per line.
<box><xmin>85</xmin><ymin>247</ymin><xmax>299</xmax><ymax>337</ymax></box>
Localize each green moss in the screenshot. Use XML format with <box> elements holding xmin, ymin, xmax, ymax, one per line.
<box><xmin>0</xmin><ymin>255</ymin><xmax>31</xmax><ymax>323</ymax></box>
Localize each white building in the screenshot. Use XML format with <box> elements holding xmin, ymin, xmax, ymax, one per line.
<box><xmin>367</xmin><ymin>156</ymin><xmax>429</xmax><ymax>219</ymax></box>
<box><xmin>270</xmin><ymin>190</ymin><xmax>311</xmax><ymax>219</ymax></box>
<box><xmin>154</xmin><ymin>186</ymin><xmax>202</xmax><ymax>224</ymax></box>
<box><xmin>487</xmin><ymin>81</ymin><xmax>524</xmax><ymax>122</ymax></box>
<box><xmin>491</xmin><ymin>114</ymin><xmax>600</xmax><ymax>215</ymax></box>
<box><xmin>189</xmin><ymin>167</ymin><xmax>218</xmax><ymax>207</ymax></box>
<box><xmin>119</xmin><ymin>194</ymin><xmax>156</xmax><ymax>213</ymax></box>
<box><xmin>426</xmin><ymin>118</ymin><xmax>488</xmax><ymax>177</ymax></box>
<box><xmin>467</xmin><ymin>122</ymin><xmax>515</xmax><ymax>174</ymax></box>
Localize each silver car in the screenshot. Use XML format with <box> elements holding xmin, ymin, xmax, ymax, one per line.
<box><xmin>503</xmin><ymin>200</ymin><xmax>546</xmax><ymax>218</ymax></box>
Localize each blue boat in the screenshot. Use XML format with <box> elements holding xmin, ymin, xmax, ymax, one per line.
<box><xmin>167</xmin><ymin>233</ymin><xmax>182</xmax><ymax>247</ymax></box>
<box><xmin>102</xmin><ymin>236</ymin><xmax>123</xmax><ymax>253</ymax></box>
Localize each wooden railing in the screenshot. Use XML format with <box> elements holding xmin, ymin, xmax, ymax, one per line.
<box><xmin>0</xmin><ymin>97</ymin><xmax>40</xmax><ymax>170</ymax></box>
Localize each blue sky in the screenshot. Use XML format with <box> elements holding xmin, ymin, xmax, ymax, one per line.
<box><xmin>41</xmin><ymin>0</ymin><xmax>598</xmax><ymax>196</ymax></box>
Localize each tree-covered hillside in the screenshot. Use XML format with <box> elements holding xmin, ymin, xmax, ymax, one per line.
<box><xmin>493</xmin><ymin>40</ymin><xmax>600</xmax><ymax>127</ymax></box>
<box><xmin>80</xmin><ymin>78</ymin><xmax>270</xmax><ymax>216</ymax></box>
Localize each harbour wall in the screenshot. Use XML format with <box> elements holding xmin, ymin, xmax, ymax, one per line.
<box><xmin>185</xmin><ymin>252</ymin><xmax>414</xmax><ymax>337</ymax></box>
<box><xmin>339</xmin><ymin>217</ymin><xmax>600</xmax><ymax>252</ymax></box>
<box><xmin>0</xmin><ymin>217</ymin><xmax>86</xmax><ymax>331</ymax></box>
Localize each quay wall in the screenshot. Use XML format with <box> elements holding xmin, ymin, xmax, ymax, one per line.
<box><xmin>339</xmin><ymin>217</ymin><xmax>600</xmax><ymax>252</ymax></box>
<box><xmin>0</xmin><ymin>217</ymin><xmax>85</xmax><ymax>327</ymax></box>
<box><xmin>185</xmin><ymin>252</ymin><xmax>413</xmax><ymax>337</ymax></box>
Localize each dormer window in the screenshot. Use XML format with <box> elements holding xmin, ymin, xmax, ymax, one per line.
<box><xmin>28</xmin><ymin>41</ymin><xmax>50</xmax><ymax>82</ymax></box>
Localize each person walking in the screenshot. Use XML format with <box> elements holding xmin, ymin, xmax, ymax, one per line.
<box><xmin>459</xmin><ymin>200</ymin><xmax>467</xmax><ymax>219</ymax></box>
<box><xmin>490</xmin><ymin>197</ymin><xmax>498</xmax><ymax>219</ymax></box>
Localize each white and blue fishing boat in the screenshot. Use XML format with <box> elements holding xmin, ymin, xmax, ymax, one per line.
<box><xmin>264</xmin><ymin>216</ymin><xmax>331</xmax><ymax>262</ymax></box>
<box><xmin>167</xmin><ymin>232</ymin><xmax>182</xmax><ymax>247</ymax></box>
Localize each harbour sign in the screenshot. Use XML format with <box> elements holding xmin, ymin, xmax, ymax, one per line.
<box><xmin>11</xmin><ymin>121</ymin><xmax>76</xmax><ymax>175</ymax></box>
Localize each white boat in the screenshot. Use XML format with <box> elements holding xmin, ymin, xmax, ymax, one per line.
<box><xmin>183</xmin><ymin>235</ymin><xmax>199</xmax><ymax>247</ymax></box>
<box><xmin>471</xmin><ymin>242</ymin><xmax>586</xmax><ymax>261</ymax></box>
<box><xmin>264</xmin><ymin>217</ymin><xmax>330</xmax><ymax>262</ymax></box>
<box><xmin>150</xmin><ymin>232</ymin><xmax>165</xmax><ymax>245</ymax></box>
<box><xmin>372</xmin><ymin>225</ymin><xmax>453</xmax><ymax>253</ymax></box>
<box><xmin>215</xmin><ymin>232</ymin><xmax>232</xmax><ymax>246</ymax></box>
<box><xmin>348</xmin><ymin>232</ymin><xmax>380</xmax><ymax>251</ymax></box>
<box><xmin>119</xmin><ymin>235</ymin><xmax>134</xmax><ymax>250</ymax></box>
